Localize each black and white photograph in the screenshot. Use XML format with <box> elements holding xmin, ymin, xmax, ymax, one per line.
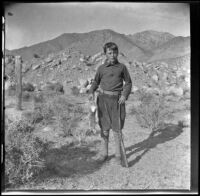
<box><xmin>2</xmin><ymin>2</ymin><xmax>194</xmax><ymax>194</ymax></box>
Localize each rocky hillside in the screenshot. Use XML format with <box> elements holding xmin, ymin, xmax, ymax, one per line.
<box><xmin>6</xmin><ymin>29</ymin><xmax>190</xmax><ymax>64</ymax></box>
<box><xmin>6</xmin><ymin>29</ymin><xmax>150</xmax><ymax>62</ymax></box>
<box><xmin>4</xmin><ymin>29</ymin><xmax>190</xmax><ymax>98</ymax></box>
<box><xmin>127</xmin><ymin>30</ymin><xmax>175</xmax><ymax>51</ymax></box>
<box><xmin>148</xmin><ymin>36</ymin><xmax>190</xmax><ymax>62</ymax></box>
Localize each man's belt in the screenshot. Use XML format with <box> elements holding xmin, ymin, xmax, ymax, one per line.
<box><xmin>99</xmin><ymin>88</ymin><xmax>121</xmax><ymax>96</ymax></box>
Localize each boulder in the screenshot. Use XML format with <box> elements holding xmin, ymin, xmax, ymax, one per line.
<box><xmin>45</xmin><ymin>58</ymin><xmax>53</xmax><ymax>63</ymax></box>
<box><xmin>32</xmin><ymin>64</ymin><xmax>41</xmax><ymax>70</ymax></box>
<box><xmin>5</xmin><ymin>80</ymin><xmax>12</xmax><ymax>91</ymax></box>
<box><xmin>132</xmin><ymin>85</ymin><xmax>139</xmax><ymax>93</ymax></box>
<box><xmin>167</xmin><ymin>86</ymin><xmax>184</xmax><ymax>96</ymax></box>
<box><xmin>152</xmin><ymin>74</ymin><xmax>159</xmax><ymax>82</ymax></box>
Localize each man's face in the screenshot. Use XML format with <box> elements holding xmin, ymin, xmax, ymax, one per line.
<box><xmin>105</xmin><ymin>48</ymin><xmax>118</xmax><ymax>64</ymax></box>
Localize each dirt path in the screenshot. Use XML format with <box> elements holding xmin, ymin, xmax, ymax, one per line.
<box><xmin>5</xmin><ymin>95</ymin><xmax>190</xmax><ymax>190</ymax></box>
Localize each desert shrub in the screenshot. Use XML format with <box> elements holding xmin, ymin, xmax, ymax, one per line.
<box><xmin>33</xmin><ymin>53</ymin><xmax>40</xmax><ymax>58</ymax></box>
<box><xmin>42</xmin><ymin>82</ymin><xmax>64</xmax><ymax>94</ymax></box>
<box><xmin>7</xmin><ymin>82</ymin><xmax>35</xmax><ymax>97</ymax></box>
<box><xmin>5</xmin><ymin>119</ymin><xmax>47</xmax><ymax>187</ymax></box>
<box><xmin>32</xmin><ymin>94</ymin><xmax>84</xmax><ymax>135</ymax></box>
<box><xmin>22</xmin><ymin>91</ymin><xmax>32</xmax><ymax>102</ymax></box>
<box><xmin>72</xmin><ymin>128</ymin><xmax>88</xmax><ymax>145</ymax></box>
<box><xmin>22</xmin><ymin>82</ymin><xmax>35</xmax><ymax>92</ymax></box>
<box><xmin>22</xmin><ymin>110</ymin><xmax>44</xmax><ymax>125</ymax></box>
<box><xmin>33</xmin><ymin>91</ymin><xmax>45</xmax><ymax>104</ymax></box>
<box><xmin>7</xmin><ymin>84</ymin><xmax>16</xmax><ymax>96</ymax></box>
<box><xmin>131</xmin><ymin>91</ymin><xmax>172</xmax><ymax>132</ymax></box>
<box><xmin>33</xmin><ymin>101</ymin><xmax>54</xmax><ymax>125</ymax></box>
<box><xmin>51</xmin><ymin>96</ymin><xmax>84</xmax><ymax>136</ymax></box>
<box><xmin>71</xmin><ymin>86</ymin><xmax>80</xmax><ymax>96</ymax></box>
<box><xmin>40</xmin><ymin>102</ymin><xmax>54</xmax><ymax>125</ymax></box>
<box><xmin>24</xmin><ymin>96</ymin><xmax>54</xmax><ymax>126</ymax></box>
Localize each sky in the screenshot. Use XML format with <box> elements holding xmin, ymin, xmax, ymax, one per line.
<box><xmin>4</xmin><ymin>2</ymin><xmax>190</xmax><ymax>50</ymax></box>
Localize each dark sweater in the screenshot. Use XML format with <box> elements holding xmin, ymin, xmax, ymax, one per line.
<box><xmin>89</xmin><ymin>60</ymin><xmax>132</xmax><ymax>100</ymax></box>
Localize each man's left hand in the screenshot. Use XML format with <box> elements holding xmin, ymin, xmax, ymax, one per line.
<box><xmin>118</xmin><ymin>95</ymin><xmax>126</xmax><ymax>104</ymax></box>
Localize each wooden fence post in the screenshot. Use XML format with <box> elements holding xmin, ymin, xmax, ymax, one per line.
<box><xmin>15</xmin><ymin>55</ymin><xmax>22</xmax><ymax>110</ymax></box>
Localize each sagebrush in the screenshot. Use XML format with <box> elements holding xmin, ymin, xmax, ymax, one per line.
<box><xmin>5</xmin><ymin>119</ymin><xmax>48</xmax><ymax>187</ymax></box>
<box><xmin>32</xmin><ymin>94</ymin><xmax>84</xmax><ymax>136</ymax></box>
<box><xmin>50</xmin><ymin>96</ymin><xmax>84</xmax><ymax>136</ymax></box>
<box><xmin>131</xmin><ymin>90</ymin><xmax>173</xmax><ymax>132</ymax></box>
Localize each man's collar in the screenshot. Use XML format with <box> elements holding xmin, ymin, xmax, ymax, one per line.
<box><xmin>104</xmin><ymin>59</ymin><xmax>119</xmax><ymax>67</ymax></box>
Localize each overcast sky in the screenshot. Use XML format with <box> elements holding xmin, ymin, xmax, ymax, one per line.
<box><xmin>4</xmin><ymin>2</ymin><xmax>190</xmax><ymax>50</ymax></box>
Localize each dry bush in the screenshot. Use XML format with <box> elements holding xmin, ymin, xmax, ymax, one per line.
<box><xmin>5</xmin><ymin>119</ymin><xmax>47</xmax><ymax>187</ymax></box>
<box><xmin>22</xmin><ymin>82</ymin><xmax>35</xmax><ymax>92</ymax></box>
<box><xmin>22</xmin><ymin>91</ymin><xmax>33</xmax><ymax>102</ymax></box>
<box><xmin>71</xmin><ymin>86</ymin><xmax>80</xmax><ymax>96</ymax></box>
<box><xmin>33</xmin><ymin>88</ymin><xmax>63</xmax><ymax>104</ymax></box>
<box><xmin>24</xmin><ymin>96</ymin><xmax>54</xmax><ymax>126</ymax></box>
<box><xmin>32</xmin><ymin>95</ymin><xmax>84</xmax><ymax>136</ymax></box>
<box><xmin>33</xmin><ymin>92</ymin><xmax>44</xmax><ymax>103</ymax></box>
<box><xmin>22</xmin><ymin>110</ymin><xmax>44</xmax><ymax>125</ymax></box>
<box><xmin>131</xmin><ymin>90</ymin><xmax>173</xmax><ymax>132</ymax></box>
<box><xmin>51</xmin><ymin>96</ymin><xmax>84</xmax><ymax>137</ymax></box>
<box><xmin>33</xmin><ymin>101</ymin><xmax>54</xmax><ymax>125</ymax></box>
<box><xmin>6</xmin><ymin>82</ymin><xmax>35</xmax><ymax>98</ymax></box>
<box><xmin>72</xmin><ymin>128</ymin><xmax>88</xmax><ymax>145</ymax></box>
<box><xmin>7</xmin><ymin>84</ymin><xmax>16</xmax><ymax>96</ymax></box>
<box><xmin>42</xmin><ymin>82</ymin><xmax>64</xmax><ymax>94</ymax></box>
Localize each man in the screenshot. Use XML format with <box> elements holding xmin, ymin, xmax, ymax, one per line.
<box><xmin>88</xmin><ymin>42</ymin><xmax>132</xmax><ymax>166</ymax></box>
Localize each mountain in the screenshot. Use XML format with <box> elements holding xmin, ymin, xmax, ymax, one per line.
<box><xmin>127</xmin><ymin>30</ymin><xmax>175</xmax><ymax>51</ymax></box>
<box><xmin>147</xmin><ymin>36</ymin><xmax>190</xmax><ymax>62</ymax></box>
<box><xmin>6</xmin><ymin>33</ymin><xmax>82</xmax><ymax>61</ymax></box>
<box><xmin>6</xmin><ymin>29</ymin><xmax>149</xmax><ymax>62</ymax></box>
<box><xmin>5</xmin><ymin>29</ymin><xmax>190</xmax><ymax>65</ymax></box>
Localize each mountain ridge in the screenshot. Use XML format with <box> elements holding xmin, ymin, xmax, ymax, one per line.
<box><xmin>5</xmin><ymin>29</ymin><xmax>190</xmax><ymax>63</ymax></box>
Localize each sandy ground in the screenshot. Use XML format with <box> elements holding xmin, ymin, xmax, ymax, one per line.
<box><xmin>4</xmin><ymin>93</ymin><xmax>191</xmax><ymax>191</ymax></box>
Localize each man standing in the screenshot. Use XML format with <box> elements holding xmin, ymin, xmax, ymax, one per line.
<box><xmin>88</xmin><ymin>42</ymin><xmax>132</xmax><ymax>166</ymax></box>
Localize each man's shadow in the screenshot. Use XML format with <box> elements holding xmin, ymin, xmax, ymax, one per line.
<box><xmin>125</xmin><ymin>123</ymin><xmax>186</xmax><ymax>167</ymax></box>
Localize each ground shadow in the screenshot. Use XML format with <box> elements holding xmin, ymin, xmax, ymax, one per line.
<box><xmin>36</xmin><ymin>140</ymin><xmax>103</xmax><ymax>182</ymax></box>
<box><xmin>126</xmin><ymin>123</ymin><xmax>185</xmax><ymax>167</ymax></box>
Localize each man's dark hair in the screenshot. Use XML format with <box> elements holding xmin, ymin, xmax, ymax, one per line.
<box><xmin>103</xmin><ymin>42</ymin><xmax>119</xmax><ymax>54</ymax></box>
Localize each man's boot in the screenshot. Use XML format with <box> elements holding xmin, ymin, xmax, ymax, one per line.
<box><xmin>94</xmin><ymin>129</ymin><xmax>109</xmax><ymax>162</ymax></box>
<box><xmin>112</xmin><ymin>131</ymin><xmax>122</xmax><ymax>166</ymax></box>
<box><xmin>98</xmin><ymin>136</ymin><xmax>109</xmax><ymax>162</ymax></box>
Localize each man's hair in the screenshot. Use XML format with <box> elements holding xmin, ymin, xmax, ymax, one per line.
<box><xmin>103</xmin><ymin>42</ymin><xmax>119</xmax><ymax>54</ymax></box>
